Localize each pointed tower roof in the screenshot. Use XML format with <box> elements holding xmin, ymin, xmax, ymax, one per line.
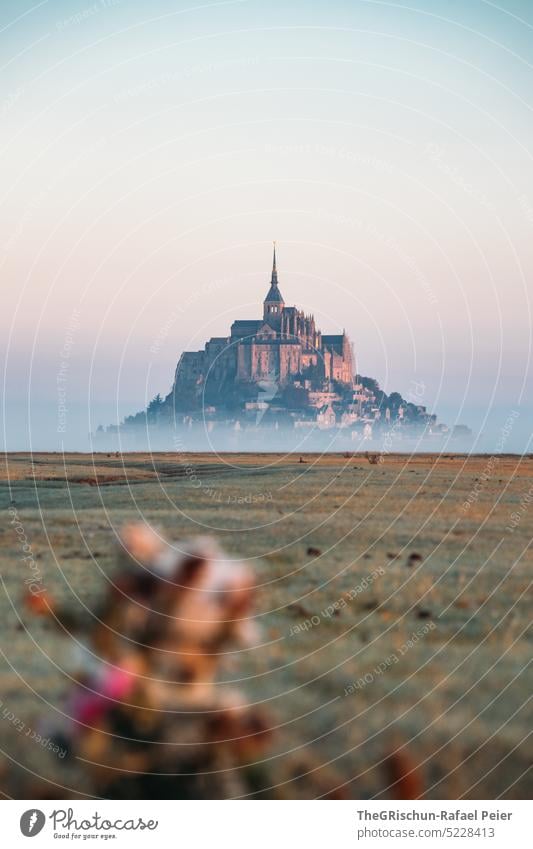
<box><xmin>264</xmin><ymin>242</ymin><xmax>284</xmax><ymax>303</ymax></box>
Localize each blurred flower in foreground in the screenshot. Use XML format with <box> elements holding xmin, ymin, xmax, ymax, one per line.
<box><xmin>22</xmin><ymin>523</ymin><xmax>272</xmax><ymax>799</ymax></box>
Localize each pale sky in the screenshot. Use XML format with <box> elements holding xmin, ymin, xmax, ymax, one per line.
<box><xmin>1</xmin><ymin>0</ymin><xmax>532</xmax><ymax>449</ymax></box>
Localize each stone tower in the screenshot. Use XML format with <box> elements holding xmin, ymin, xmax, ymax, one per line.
<box><xmin>263</xmin><ymin>243</ymin><xmax>285</xmax><ymax>327</ymax></box>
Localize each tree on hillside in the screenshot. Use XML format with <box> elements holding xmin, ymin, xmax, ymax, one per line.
<box><xmin>388</xmin><ymin>391</ymin><xmax>403</xmax><ymax>411</ymax></box>
<box><xmin>147</xmin><ymin>393</ymin><xmax>163</xmax><ymax>423</ymax></box>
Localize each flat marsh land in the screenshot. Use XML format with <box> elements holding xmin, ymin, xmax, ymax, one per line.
<box><xmin>0</xmin><ymin>452</ymin><xmax>531</xmax><ymax>798</ymax></box>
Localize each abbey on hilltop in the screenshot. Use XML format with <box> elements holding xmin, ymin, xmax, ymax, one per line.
<box><xmin>168</xmin><ymin>245</ymin><xmax>355</xmax><ymax>411</ymax></box>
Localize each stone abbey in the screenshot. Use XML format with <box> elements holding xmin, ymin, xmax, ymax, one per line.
<box><xmin>170</xmin><ymin>245</ymin><xmax>355</xmax><ymax>410</ymax></box>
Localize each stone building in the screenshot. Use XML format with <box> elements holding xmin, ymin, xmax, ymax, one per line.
<box><xmin>168</xmin><ymin>246</ymin><xmax>355</xmax><ymax>411</ymax></box>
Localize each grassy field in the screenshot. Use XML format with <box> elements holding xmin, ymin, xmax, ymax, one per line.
<box><xmin>0</xmin><ymin>451</ymin><xmax>531</xmax><ymax>799</ymax></box>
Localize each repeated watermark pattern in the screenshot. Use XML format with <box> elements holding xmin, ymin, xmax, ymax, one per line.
<box><xmin>461</xmin><ymin>410</ymin><xmax>519</xmax><ymax>512</ymax></box>
<box><xmin>289</xmin><ymin>566</ymin><xmax>385</xmax><ymax>636</ymax></box>
<box><xmin>55</xmin><ymin>0</ymin><xmax>122</xmax><ymax>31</ymax></box>
<box><xmin>308</xmin><ymin>207</ymin><xmax>438</xmax><ymax>307</ymax></box>
<box><xmin>0</xmin><ymin>700</ymin><xmax>66</xmax><ymax>759</ymax></box>
<box><xmin>149</xmin><ymin>277</ymin><xmax>229</xmax><ymax>356</ymax></box>
<box><xmin>7</xmin><ymin>507</ymin><xmax>45</xmax><ymax>598</ymax></box>
<box><xmin>0</xmin><ymin>0</ymin><xmax>531</xmax><ymax>808</ymax></box>
<box><xmin>169</xmin><ymin>431</ymin><xmax>276</xmax><ymax>509</ymax></box>
<box><xmin>424</xmin><ymin>143</ymin><xmax>496</xmax><ymax>214</ymax></box>
<box><xmin>505</xmin><ymin>484</ymin><xmax>533</xmax><ymax>534</ymax></box>
<box><xmin>57</xmin><ymin>309</ymin><xmax>81</xmax><ymax>435</ymax></box>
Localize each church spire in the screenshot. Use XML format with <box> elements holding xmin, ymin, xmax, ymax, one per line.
<box><xmin>263</xmin><ymin>241</ymin><xmax>284</xmax><ymax>318</ymax></box>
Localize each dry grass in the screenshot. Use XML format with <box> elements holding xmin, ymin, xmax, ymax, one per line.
<box><xmin>0</xmin><ymin>452</ymin><xmax>531</xmax><ymax>799</ymax></box>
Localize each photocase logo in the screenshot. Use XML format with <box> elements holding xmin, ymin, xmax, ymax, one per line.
<box><xmin>20</xmin><ymin>809</ymin><xmax>46</xmax><ymax>837</ymax></box>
